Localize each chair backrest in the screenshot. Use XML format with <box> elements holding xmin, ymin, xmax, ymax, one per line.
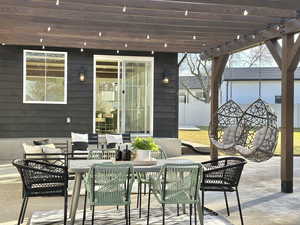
<box><xmin>88</xmin><ymin>149</ymin><xmax>116</xmax><ymax>160</ymax></box>
<box><xmin>203</xmin><ymin>157</ymin><xmax>246</xmax><ymax>187</ymax></box>
<box><xmin>122</xmin><ymin>133</ymin><xmax>131</xmax><ymax>143</ymax></box>
<box><xmin>151</xmin><ymin>149</ymin><xmax>167</xmax><ymax>160</ymax></box>
<box><xmin>88</xmin><ymin>133</ymin><xmax>99</xmax><ymax>145</ymax></box>
<box><xmin>12</xmin><ymin>159</ymin><xmax>67</xmax><ymax>194</ymax></box>
<box><xmin>158</xmin><ymin>163</ymin><xmax>203</xmax><ymax>203</ymax></box>
<box><xmin>85</xmin><ymin>163</ymin><xmax>134</xmax><ymax>206</ymax></box>
<box><xmin>71</xmin><ymin>132</ymin><xmax>88</xmax><ymax>151</ymax></box>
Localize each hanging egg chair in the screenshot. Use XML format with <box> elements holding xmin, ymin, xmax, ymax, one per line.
<box><xmin>209</xmin><ymin>100</ymin><xmax>244</xmax><ymax>154</ymax></box>
<box><xmin>235</xmin><ymin>98</ymin><xmax>278</xmax><ymax>162</ymax></box>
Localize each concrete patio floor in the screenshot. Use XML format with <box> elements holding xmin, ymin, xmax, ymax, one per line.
<box><xmin>1</xmin><ymin>155</ymin><xmax>300</xmax><ymax>225</ymax></box>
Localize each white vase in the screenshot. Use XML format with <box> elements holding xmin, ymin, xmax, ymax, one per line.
<box><xmin>135</xmin><ymin>150</ymin><xmax>151</xmax><ymax>161</ymax></box>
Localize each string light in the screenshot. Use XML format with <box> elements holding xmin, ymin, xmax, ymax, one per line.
<box><xmin>146</xmin><ymin>34</ymin><xmax>150</xmax><ymax>40</ymax></box>
<box><xmin>202</xmin><ymin>43</ymin><xmax>206</xmax><ymax>47</ymax></box>
<box><xmin>164</xmin><ymin>43</ymin><xmax>168</xmax><ymax>48</ymax></box>
<box><xmin>80</xmin><ymin>48</ymin><xmax>84</xmax><ymax>52</ymax></box>
<box><xmin>1</xmin><ymin>42</ymin><xmax>6</xmax><ymax>46</ymax></box>
<box><xmin>122</xmin><ymin>6</ymin><xmax>127</xmax><ymax>13</ymax></box>
<box><xmin>243</xmin><ymin>9</ymin><xmax>249</xmax><ymax>16</ymax></box>
<box><xmin>251</xmin><ymin>34</ymin><xmax>256</xmax><ymax>39</ymax></box>
<box><xmin>98</xmin><ymin>32</ymin><xmax>102</xmax><ymax>37</ymax></box>
<box><xmin>216</xmin><ymin>47</ymin><xmax>220</xmax><ymax>51</ymax></box>
<box><xmin>83</xmin><ymin>42</ymin><xmax>87</xmax><ymax>46</ymax></box>
<box><xmin>193</xmin><ymin>35</ymin><xmax>197</xmax><ymax>40</ymax></box>
<box><xmin>275</xmin><ymin>25</ymin><xmax>281</xmax><ymax>31</ymax></box>
<box><xmin>56</xmin><ymin>0</ymin><xmax>60</xmax><ymax>6</ymax></box>
<box><xmin>47</xmin><ymin>26</ymin><xmax>51</xmax><ymax>32</ymax></box>
<box><xmin>151</xmin><ymin>50</ymin><xmax>154</xmax><ymax>55</ymax></box>
<box><xmin>184</xmin><ymin>10</ymin><xmax>189</xmax><ymax>16</ymax></box>
<box><xmin>42</xmin><ymin>45</ymin><xmax>45</xmax><ymax>50</ymax></box>
<box><xmin>237</xmin><ymin>35</ymin><xmax>240</xmax><ymax>40</ymax></box>
<box><xmin>117</xmin><ymin>50</ymin><xmax>120</xmax><ymax>54</ymax></box>
<box><xmin>40</xmin><ymin>38</ymin><xmax>43</xmax><ymax>43</ymax></box>
<box><xmin>124</xmin><ymin>43</ymin><xmax>128</xmax><ymax>48</ymax></box>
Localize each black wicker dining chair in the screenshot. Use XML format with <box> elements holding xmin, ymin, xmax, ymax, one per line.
<box><xmin>12</xmin><ymin>159</ymin><xmax>68</xmax><ymax>225</ymax></box>
<box><xmin>201</xmin><ymin>157</ymin><xmax>247</xmax><ymax>225</ymax></box>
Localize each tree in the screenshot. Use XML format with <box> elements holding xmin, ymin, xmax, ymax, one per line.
<box><xmin>179</xmin><ymin>44</ymin><xmax>275</xmax><ymax>103</ymax></box>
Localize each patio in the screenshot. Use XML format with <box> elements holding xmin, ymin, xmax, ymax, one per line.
<box><xmin>0</xmin><ymin>0</ymin><xmax>300</xmax><ymax>224</ymax></box>
<box><xmin>1</xmin><ymin>155</ymin><xmax>300</xmax><ymax>225</ymax></box>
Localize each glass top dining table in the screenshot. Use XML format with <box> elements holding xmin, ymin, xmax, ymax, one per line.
<box><xmin>68</xmin><ymin>158</ymin><xmax>194</xmax><ymax>225</ymax></box>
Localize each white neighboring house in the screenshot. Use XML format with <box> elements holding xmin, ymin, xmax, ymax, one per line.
<box><xmin>179</xmin><ymin>67</ymin><xmax>300</xmax><ymax>128</ymax></box>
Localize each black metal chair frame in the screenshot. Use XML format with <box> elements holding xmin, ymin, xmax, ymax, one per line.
<box><xmin>201</xmin><ymin>157</ymin><xmax>247</xmax><ymax>225</ymax></box>
<box><xmin>12</xmin><ymin>159</ymin><xmax>68</xmax><ymax>225</ymax></box>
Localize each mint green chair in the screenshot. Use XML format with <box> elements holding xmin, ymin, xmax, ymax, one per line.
<box><xmin>136</xmin><ymin>149</ymin><xmax>167</xmax><ymax>217</ymax></box>
<box><xmin>82</xmin><ymin>163</ymin><xmax>134</xmax><ymax>225</ymax></box>
<box><xmin>147</xmin><ymin>163</ymin><xmax>204</xmax><ymax>225</ymax></box>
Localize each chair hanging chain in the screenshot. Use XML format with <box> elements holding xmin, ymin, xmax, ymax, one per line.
<box><xmin>258</xmin><ymin>44</ymin><xmax>262</xmax><ymax>98</ymax></box>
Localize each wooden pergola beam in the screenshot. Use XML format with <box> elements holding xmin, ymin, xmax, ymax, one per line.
<box><xmin>281</xmin><ymin>33</ymin><xmax>296</xmax><ymax>193</ymax></box>
<box><xmin>265</xmin><ymin>39</ymin><xmax>282</xmax><ymax>70</ymax></box>
<box><xmin>210</xmin><ymin>54</ymin><xmax>229</xmax><ymax>160</ymax></box>
<box><xmin>288</xmin><ymin>35</ymin><xmax>300</xmax><ymax>71</ymax></box>
<box><xmin>168</xmin><ymin>0</ymin><xmax>300</xmax><ymax>10</ymax></box>
<box><xmin>202</xmin><ymin>18</ymin><xmax>300</xmax><ymax>59</ymax></box>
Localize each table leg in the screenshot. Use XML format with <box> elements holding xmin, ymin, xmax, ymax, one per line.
<box><xmin>69</xmin><ymin>179</ymin><xmax>77</xmax><ymax>218</ymax></box>
<box><xmin>70</xmin><ymin>173</ymin><xmax>82</xmax><ymax>225</ymax></box>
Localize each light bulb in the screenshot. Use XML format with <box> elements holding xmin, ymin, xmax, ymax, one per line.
<box><xmin>243</xmin><ymin>9</ymin><xmax>248</xmax><ymax>16</ymax></box>
<box><xmin>56</xmin><ymin>0</ymin><xmax>59</xmax><ymax>6</ymax></box>
<box><xmin>42</xmin><ymin>45</ymin><xmax>45</xmax><ymax>50</ymax></box>
<box><xmin>47</xmin><ymin>26</ymin><xmax>51</xmax><ymax>32</ymax></box>
<box><xmin>40</xmin><ymin>38</ymin><xmax>43</xmax><ymax>43</ymax></box>
<box><xmin>124</xmin><ymin>43</ymin><xmax>128</xmax><ymax>48</ymax></box>
<box><xmin>252</xmin><ymin>34</ymin><xmax>256</xmax><ymax>39</ymax></box>
<box><xmin>117</xmin><ymin>50</ymin><xmax>120</xmax><ymax>54</ymax></box>
<box><xmin>237</xmin><ymin>35</ymin><xmax>240</xmax><ymax>40</ymax></box>
<box><xmin>146</xmin><ymin>34</ymin><xmax>150</xmax><ymax>40</ymax></box>
<box><xmin>202</xmin><ymin>43</ymin><xmax>206</xmax><ymax>47</ymax></box>
<box><xmin>193</xmin><ymin>35</ymin><xmax>196</xmax><ymax>40</ymax></box>
<box><xmin>80</xmin><ymin>48</ymin><xmax>84</xmax><ymax>52</ymax></box>
<box><xmin>217</xmin><ymin>47</ymin><xmax>220</xmax><ymax>51</ymax></box>
<box><xmin>151</xmin><ymin>50</ymin><xmax>154</xmax><ymax>55</ymax></box>
<box><xmin>98</xmin><ymin>32</ymin><xmax>102</xmax><ymax>37</ymax></box>
<box><xmin>164</xmin><ymin>43</ymin><xmax>168</xmax><ymax>48</ymax></box>
<box><xmin>184</xmin><ymin>10</ymin><xmax>189</xmax><ymax>16</ymax></box>
<box><xmin>83</xmin><ymin>42</ymin><xmax>87</xmax><ymax>46</ymax></box>
<box><xmin>1</xmin><ymin>43</ymin><xmax>6</xmax><ymax>46</ymax></box>
<box><xmin>122</xmin><ymin>6</ymin><xmax>127</xmax><ymax>13</ymax></box>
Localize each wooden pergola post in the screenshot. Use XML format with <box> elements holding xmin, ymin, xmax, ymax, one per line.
<box><xmin>210</xmin><ymin>55</ymin><xmax>229</xmax><ymax>160</ymax></box>
<box><xmin>266</xmin><ymin>34</ymin><xmax>300</xmax><ymax>193</ymax></box>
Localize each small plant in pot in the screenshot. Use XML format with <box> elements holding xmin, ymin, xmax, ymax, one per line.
<box><xmin>132</xmin><ymin>137</ymin><xmax>159</xmax><ymax>161</ymax></box>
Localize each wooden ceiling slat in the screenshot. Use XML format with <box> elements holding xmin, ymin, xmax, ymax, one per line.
<box><xmin>0</xmin><ymin>0</ymin><xmax>298</xmax><ymax>55</ymax></box>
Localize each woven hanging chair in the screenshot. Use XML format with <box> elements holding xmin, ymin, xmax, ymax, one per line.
<box><xmin>235</xmin><ymin>98</ymin><xmax>278</xmax><ymax>162</ymax></box>
<box><xmin>209</xmin><ymin>100</ymin><xmax>244</xmax><ymax>154</ymax></box>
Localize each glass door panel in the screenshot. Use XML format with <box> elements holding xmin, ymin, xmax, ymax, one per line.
<box><xmin>122</xmin><ymin>61</ymin><xmax>151</xmax><ymax>134</ymax></box>
<box><xmin>95</xmin><ymin>60</ymin><xmax>119</xmax><ymax>134</ymax></box>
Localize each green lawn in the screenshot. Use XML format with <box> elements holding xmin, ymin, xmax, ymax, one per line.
<box><xmin>179</xmin><ymin>128</ymin><xmax>300</xmax><ymax>155</ymax></box>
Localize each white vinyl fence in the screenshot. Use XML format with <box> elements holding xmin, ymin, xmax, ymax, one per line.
<box><xmin>179</xmin><ymin>102</ymin><xmax>300</xmax><ymax>128</ymax></box>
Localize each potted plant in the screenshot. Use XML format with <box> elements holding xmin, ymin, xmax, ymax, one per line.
<box><xmin>132</xmin><ymin>137</ymin><xmax>159</xmax><ymax>161</ymax></box>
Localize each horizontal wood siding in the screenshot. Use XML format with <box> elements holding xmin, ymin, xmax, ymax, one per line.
<box><xmin>0</xmin><ymin>46</ymin><xmax>178</xmax><ymax>138</ymax></box>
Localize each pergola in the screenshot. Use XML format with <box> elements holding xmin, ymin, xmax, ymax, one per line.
<box><xmin>1</xmin><ymin>0</ymin><xmax>300</xmax><ymax>193</ymax></box>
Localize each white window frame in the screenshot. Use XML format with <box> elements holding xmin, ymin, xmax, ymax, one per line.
<box><xmin>23</xmin><ymin>49</ymin><xmax>68</xmax><ymax>104</ymax></box>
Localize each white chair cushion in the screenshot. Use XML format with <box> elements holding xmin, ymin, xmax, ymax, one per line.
<box><xmin>105</xmin><ymin>134</ymin><xmax>123</xmax><ymax>144</ymax></box>
<box><xmin>71</xmin><ymin>132</ymin><xmax>88</xmax><ymax>142</ymax></box>
<box><xmin>23</xmin><ymin>143</ymin><xmax>56</xmax><ymax>158</ymax></box>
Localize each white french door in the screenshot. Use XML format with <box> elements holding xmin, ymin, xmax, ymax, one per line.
<box><xmin>93</xmin><ymin>55</ymin><xmax>153</xmax><ymax>135</ymax></box>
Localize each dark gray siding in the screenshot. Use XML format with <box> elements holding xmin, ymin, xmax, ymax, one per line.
<box><xmin>0</xmin><ymin>45</ymin><xmax>178</xmax><ymax>138</ymax></box>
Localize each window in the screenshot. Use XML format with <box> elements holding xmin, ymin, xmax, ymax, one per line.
<box><xmin>23</xmin><ymin>50</ymin><xmax>67</xmax><ymax>104</ymax></box>
<box><xmin>275</xmin><ymin>95</ymin><xmax>282</xmax><ymax>104</ymax></box>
